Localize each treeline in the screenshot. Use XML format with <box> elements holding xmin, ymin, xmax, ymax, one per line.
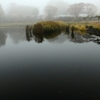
<box><xmin>0</xmin><ymin>1</ymin><xmax>99</xmax><ymax>23</ymax></box>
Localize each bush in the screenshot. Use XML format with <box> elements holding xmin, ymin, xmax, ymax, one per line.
<box><xmin>33</xmin><ymin>23</ymin><xmax>43</xmax><ymax>34</ymax></box>
<box><xmin>71</xmin><ymin>24</ymin><xmax>86</xmax><ymax>32</ymax></box>
<box><xmin>32</xmin><ymin>21</ymin><xmax>68</xmax><ymax>34</ymax></box>
<box><xmin>56</xmin><ymin>21</ymin><xmax>68</xmax><ymax>31</ymax></box>
<box><xmin>41</xmin><ymin>21</ymin><xmax>61</xmax><ymax>33</ymax></box>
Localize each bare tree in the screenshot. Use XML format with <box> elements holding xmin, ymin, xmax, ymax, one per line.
<box><xmin>47</xmin><ymin>0</ymin><xmax>68</xmax><ymax>15</ymax></box>
<box><xmin>44</xmin><ymin>5</ymin><xmax>58</xmax><ymax>20</ymax></box>
<box><xmin>32</xmin><ymin>7</ymin><xmax>39</xmax><ymax>17</ymax></box>
<box><xmin>84</xmin><ymin>3</ymin><xmax>97</xmax><ymax>16</ymax></box>
<box><xmin>67</xmin><ymin>3</ymin><xmax>85</xmax><ymax>21</ymax></box>
<box><xmin>7</xmin><ymin>3</ymin><xmax>18</xmax><ymax>16</ymax></box>
<box><xmin>0</xmin><ymin>4</ymin><xmax>5</xmax><ymax>22</ymax></box>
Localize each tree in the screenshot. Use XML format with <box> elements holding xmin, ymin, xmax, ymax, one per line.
<box><xmin>7</xmin><ymin>3</ymin><xmax>40</xmax><ymax>22</ymax></box>
<box><xmin>32</xmin><ymin>7</ymin><xmax>39</xmax><ymax>17</ymax></box>
<box><xmin>84</xmin><ymin>3</ymin><xmax>97</xmax><ymax>16</ymax></box>
<box><xmin>0</xmin><ymin>4</ymin><xmax>5</xmax><ymax>22</ymax></box>
<box><xmin>47</xmin><ymin>0</ymin><xmax>68</xmax><ymax>15</ymax></box>
<box><xmin>44</xmin><ymin>5</ymin><xmax>57</xmax><ymax>20</ymax></box>
<box><xmin>67</xmin><ymin>3</ymin><xmax>85</xmax><ymax>20</ymax></box>
<box><xmin>7</xmin><ymin>3</ymin><xmax>18</xmax><ymax>16</ymax></box>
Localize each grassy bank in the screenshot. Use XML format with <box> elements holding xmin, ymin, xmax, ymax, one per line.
<box><xmin>1</xmin><ymin>21</ymin><xmax>100</xmax><ymax>33</ymax></box>
<box><xmin>31</xmin><ymin>21</ymin><xmax>100</xmax><ymax>34</ymax></box>
<box><xmin>0</xmin><ymin>22</ymin><xmax>36</xmax><ymax>27</ymax></box>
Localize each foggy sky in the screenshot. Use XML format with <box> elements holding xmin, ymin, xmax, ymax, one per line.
<box><xmin>1</xmin><ymin>0</ymin><xmax>100</xmax><ymax>13</ymax></box>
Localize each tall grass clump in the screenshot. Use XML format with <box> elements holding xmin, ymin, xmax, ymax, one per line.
<box><xmin>92</xmin><ymin>24</ymin><xmax>100</xmax><ymax>30</ymax></box>
<box><xmin>33</xmin><ymin>23</ymin><xmax>43</xmax><ymax>34</ymax></box>
<box><xmin>70</xmin><ymin>24</ymin><xmax>86</xmax><ymax>33</ymax></box>
<box><xmin>41</xmin><ymin>21</ymin><xmax>61</xmax><ymax>33</ymax></box>
<box><xmin>56</xmin><ymin>21</ymin><xmax>68</xmax><ymax>31</ymax></box>
<box><xmin>32</xmin><ymin>21</ymin><xmax>70</xmax><ymax>34</ymax></box>
<box><xmin>33</xmin><ymin>21</ymin><xmax>61</xmax><ymax>34</ymax></box>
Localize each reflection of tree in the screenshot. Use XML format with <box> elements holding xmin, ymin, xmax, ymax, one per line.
<box><xmin>0</xmin><ymin>29</ymin><xmax>7</xmax><ymax>47</ymax></box>
<box><xmin>5</xmin><ymin>27</ymin><xmax>25</xmax><ymax>44</ymax></box>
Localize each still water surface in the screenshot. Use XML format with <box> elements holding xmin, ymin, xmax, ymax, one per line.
<box><xmin>0</xmin><ymin>27</ymin><xmax>100</xmax><ymax>99</ymax></box>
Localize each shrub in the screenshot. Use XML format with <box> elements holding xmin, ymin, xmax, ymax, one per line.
<box><xmin>56</xmin><ymin>21</ymin><xmax>68</xmax><ymax>31</ymax></box>
<box><xmin>71</xmin><ymin>24</ymin><xmax>86</xmax><ymax>32</ymax></box>
<box><xmin>33</xmin><ymin>21</ymin><xmax>68</xmax><ymax>34</ymax></box>
<box><xmin>41</xmin><ymin>21</ymin><xmax>61</xmax><ymax>33</ymax></box>
<box><xmin>33</xmin><ymin>23</ymin><xmax>43</xmax><ymax>34</ymax></box>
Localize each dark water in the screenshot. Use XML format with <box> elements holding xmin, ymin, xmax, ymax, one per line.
<box><xmin>0</xmin><ymin>27</ymin><xmax>100</xmax><ymax>100</ymax></box>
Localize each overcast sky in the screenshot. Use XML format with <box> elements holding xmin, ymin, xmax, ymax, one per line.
<box><xmin>0</xmin><ymin>0</ymin><xmax>100</xmax><ymax>12</ymax></box>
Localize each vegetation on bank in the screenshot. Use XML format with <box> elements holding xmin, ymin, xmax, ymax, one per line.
<box><xmin>33</xmin><ymin>21</ymin><xmax>68</xmax><ymax>34</ymax></box>
<box><xmin>1</xmin><ymin>20</ymin><xmax>100</xmax><ymax>35</ymax></box>
<box><xmin>26</xmin><ymin>20</ymin><xmax>100</xmax><ymax>43</ymax></box>
<box><xmin>29</xmin><ymin>21</ymin><xmax>100</xmax><ymax>35</ymax></box>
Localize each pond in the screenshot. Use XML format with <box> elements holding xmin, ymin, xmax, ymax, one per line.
<box><xmin>0</xmin><ymin>27</ymin><xmax>100</xmax><ymax>100</ymax></box>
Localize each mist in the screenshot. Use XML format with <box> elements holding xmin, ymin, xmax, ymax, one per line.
<box><xmin>0</xmin><ymin>0</ymin><xmax>100</xmax><ymax>23</ymax></box>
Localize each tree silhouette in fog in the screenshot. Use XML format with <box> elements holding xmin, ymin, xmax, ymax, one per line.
<box><xmin>44</xmin><ymin>5</ymin><xmax>58</xmax><ymax>20</ymax></box>
<box><xmin>6</xmin><ymin>3</ymin><xmax>40</xmax><ymax>22</ymax></box>
<box><xmin>0</xmin><ymin>4</ymin><xmax>5</xmax><ymax>22</ymax></box>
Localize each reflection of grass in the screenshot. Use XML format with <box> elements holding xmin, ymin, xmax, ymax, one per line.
<box><xmin>43</xmin><ymin>31</ymin><xmax>61</xmax><ymax>39</ymax></box>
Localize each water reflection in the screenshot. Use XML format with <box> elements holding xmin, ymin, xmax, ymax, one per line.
<box><xmin>1</xmin><ymin>27</ymin><xmax>100</xmax><ymax>99</ymax></box>
<box><xmin>25</xmin><ymin>28</ymin><xmax>100</xmax><ymax>45</ymax></box>
<box><xmin>26</xmin><ymin>25</ymin><xmax>33</xmax><ymax>41</ymax></box>
<box><xmin>0</xmin><ymin>27</ymin><xmax>25</xmax><ymax>46</ymax></box>
<box><xmin>6</xmin><ymin>27</ymin><xmax>25</xmax><ymax>44</ymax></box>
<box><xmin>0</xmin><ymin>28</ymin><xmax>7</xmax><ymax>47</ymax></box>
<box><xmin>71</xmin><ymin>32</ymin><xmax>75</xmax><ymax>39</ymax></box>
<box><xmin>0</xmin><ymin>27</ymin><xmax>100</xmax><ymax>46</ymax></box>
